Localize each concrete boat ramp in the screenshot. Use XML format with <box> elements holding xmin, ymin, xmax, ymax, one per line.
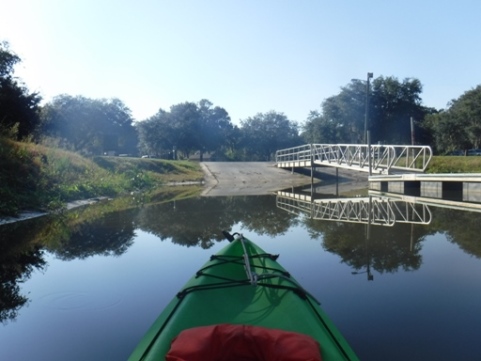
<box><xmin>200</xmin><ymin>162</ymin><xmax>311</xmax><ymax>196</ymax></box>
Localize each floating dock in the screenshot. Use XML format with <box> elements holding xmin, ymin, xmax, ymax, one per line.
<box><xmin>369</xmin><ymin>173</ymin><xmax>481</xmax><ymax>202</ymax></box>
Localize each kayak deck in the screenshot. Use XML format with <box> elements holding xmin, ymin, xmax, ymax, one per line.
<box><xmin>128</xmin><ymin>233</ymin><xmax>359</xmax><ymax>361</ymax></box>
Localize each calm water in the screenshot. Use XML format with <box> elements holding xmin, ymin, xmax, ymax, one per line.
<box><xmin>1</xmin><ymin>193</ymin><xmax>481</xmax><ymax>360</ymax></box>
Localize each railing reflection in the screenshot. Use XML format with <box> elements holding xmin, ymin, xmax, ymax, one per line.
<box><xmin>276</xmin><ymin>191</ymin><xmax>432</xmax><ymax>226</ymax></box>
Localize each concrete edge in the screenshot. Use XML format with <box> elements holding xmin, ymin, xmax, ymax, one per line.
<box><xmin>199</xmin><ymin>162</ymin><xmax>218</xmax><ymax>196</ymax></box>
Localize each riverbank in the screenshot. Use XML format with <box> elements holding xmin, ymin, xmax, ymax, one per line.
<box><xmin>0</xmin><ymin>197</ymin><xmax>110</xmax><ymax>226</ymax></box>
<box><xmin>0</xmin><ymin>138</ymin><xmax>204</xmax><ymax>217</ymax></box>
<box><xmin>1</xmin><ymin>162</ymin><xmax>365</xmax><ymax>225</ymax></box>
<box><xmin>3</xmin><ymin>136</ymin><xmax>481</xmax><ymax>222</ymax></box>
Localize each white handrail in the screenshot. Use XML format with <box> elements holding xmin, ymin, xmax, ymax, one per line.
<box><xmin>276</xmin><ymin>144</ymin><xmax>432</xmax><ymax>174</ymax></box>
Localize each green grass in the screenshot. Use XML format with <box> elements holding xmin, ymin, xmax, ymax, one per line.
<box><xmin>91</xmin><ymin>156</ymin><xmax>203</xmax><ymax>183</ymax></box>
<box><xmin>426</xmin><ymin>156</ymin><xmax>481</xmax><ymax>173</ymax></box>
<box><xmin>0</xmin><ymin>138</ymin><xmax>204</xmax><ymax>217</ymax></box>
<box><xmin>3</xmin><ymin>136</ymin><xmax>481</xmax><ymax>218</ymax></box>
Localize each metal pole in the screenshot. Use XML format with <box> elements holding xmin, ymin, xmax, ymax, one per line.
<box><xmin>311</xmin><ymin>154</ymin><xmax>314</xmax><ymax>194</ymax></box>
<box><xmin>310</xmin><ymin>144</ymin><xmax>314</xmax><ymax>193</ymax></box>
<box><xmin>364</xmin><ymin>82</ymin><xmax>368</xmax><ymax>144</ymax></box>
<box><xmin>410</xmin><ymin>117</ymin><xmax>415</xmax><ymax>164</ymax></box>
<box><xmin>336</xmin><ymin>167</ymin><xmax>339</xmax><ymax>196</ymax></box>
<box><xmin>410</xmin><ymin>117</ymin><xmax>415</xmax><ymax>145</ymax></box>
<box><xmin>364</xmin><ymin>72</ymin><xmax>373</xmax><ymax>144</ymax></box>
<box><xmin>368</xmin><ymin>130</ymin><xmax>372</xmax><ymax>176</ymax></box>
<box><xmin>366</xmin><ymin>196</ymin><xmax>374</xmax><ymax>281</ymax></box>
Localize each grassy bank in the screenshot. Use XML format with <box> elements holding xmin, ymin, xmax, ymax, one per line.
<box><xmin>0</xmin><ymin>138</ymin><xmax>204</xmax><ymax>217</ymax></box>
<box><xmin>426</xmin><ymin>156</ymin><xmax>481</xmax><ymax>173</ymax></box>
<box><xmin>3</xmin><ymin>137</ymin><xmax>481</xmax><ymax>218</ymax></box>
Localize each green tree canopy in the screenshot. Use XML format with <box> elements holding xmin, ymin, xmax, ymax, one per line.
<box><xmin>240</xmin><ymin>111</ymin><xmax>302</xmax><ymax>161</ymax></box>
<box><xmin>0</xmin><ymin>41</ymin><xmax>20</xmax><ymax>78</ymax></box>
<box><xmin>137</xmin><ymin>99</ymin><xmax>233</xmax><ymax>160</ymax></box>
<box><xmin>303</xmin><ymin>76</ymin><xmax>433</xmax><ymax>145</ymax></box>
<box><xmin>302</xmin><ymin>110</ymin><xmax>350</xmax><ymax>144</ymax></box>
<box><xmin>197</xmin><ymin>99</ymin><xmax>234</xmax><ymax>160</ymax></box>
<box><xmin>137</xmin><ymin>109</ymin><xmax>173</xmax><ymax>157</ymax></box>
<box><xmin>0</xmin><ymin>41</ymin><xmax>41</xmax><ymax>139</ymax></box>
<box><xmin>425</xmin><ymin>85</ymin><xmax>481</xmax><ymax>153</ymax></box>
<box><xmin>39</xmin><ymin>95</ymin><xmax>136</xmax><ymax>155</ymax></box>
<box><xmin>370</xmin><ymin>76</ymin><xmax>426</xmax><ymax>144</ymax></box>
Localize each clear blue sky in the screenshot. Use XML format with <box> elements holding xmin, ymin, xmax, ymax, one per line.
<box><xmin>1</xmin><ymin>0</ymin><xmax>480</xmax><ymax>125</ymax></box>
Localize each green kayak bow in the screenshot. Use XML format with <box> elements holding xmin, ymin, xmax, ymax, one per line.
<box><xmin>128</xmin><ymin>232</ymin><xmax>359</xmax><ymax>361</ymax></box>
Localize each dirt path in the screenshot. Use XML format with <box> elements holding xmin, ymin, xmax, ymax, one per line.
<box><xmin>200</xmin><ymin>162</ymin><xmax>368</xmax><ymax>196</ymax></box>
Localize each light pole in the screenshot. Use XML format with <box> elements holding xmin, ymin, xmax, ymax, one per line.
<box><xmin>364</xmin><ymin>72</ymin><xmax>374</xmax><ymax>144</ymax></box>
<box><xmin>351</xmin><ymin>196</ymin><xmax>374</xmax><ymax>281</ymax></box>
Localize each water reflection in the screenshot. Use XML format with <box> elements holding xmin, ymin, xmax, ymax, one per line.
<box><xmin>305</xmin><ymin>214</ymin><xmax>424</xmax><ymax>275</ymax></box>
<box><xmin>49</xmin><ymin>210</ymin><xmax>136</xmax><ymax>260</ymax></box>
<box><xmin>135</xmin><ymin>196</ymin><xmax>298</xmax><ymax>248</ymax></box>
<box><xmin>0</xmin><ymin>221</ymin><xmax>46</xmax><ymax>323</ymax></box>
<box><xmin>277</xmin><ymin>191</ymin><xmax>432</xmax><ymax>226</ymax></box>
<box><xmin>277</xmin><ymin>187</ymin><xmax>481</xmax><ymax>280</ymax></box>
<box><xmin>2</xmin><ymin>190</ymin><xmax>481</xmax><ymax>324</ymax></box>
<box><xmin>0</xmin><ymin>196</ymin><xmax>299</xmax><ymax>322</ymax></box>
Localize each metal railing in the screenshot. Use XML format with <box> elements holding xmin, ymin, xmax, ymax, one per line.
<box><xmin>275</xmin><ymin>144</ymin><xmax>313</xmax><ymax>163</ymax></box>
<box><xmin>276</xmin><ymin>193</ymin><xmax>432</xmax><ymax>225</ymax></box>
<box><xmin>275</xmin><ymin>143</ymin><xmax>432</xmax><ymax>174</ymax></box>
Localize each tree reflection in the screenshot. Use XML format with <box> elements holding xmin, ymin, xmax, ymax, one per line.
<box><xmin>47</xmin><ymin>210</ymin><xmax>136</xmax><ymax>260</ymax></box>
<box><xmin>429</xmin><ymin>207</ymin><xmax>481</xmax><ymax>258</ymax></box>
<box><xmin>237</xmin><ymin>196</ymin><xmax>300</xmax><ymax>236</ymax></box>
<box><xmin>304</xmin><ymin>219</ymin><xmax>426</xmax><ymax>275</ymax></box>
<box><xmin>0</xmin><ymin>205</ymin><xmax>138</xmax><ymax>322</ymax></box>
<box><xmin>135</xmin><ymin>196</ymin><xmax>298</xmax><ymax>248</ymax></box>
<box><xmin>3</xmin><ymin>191</ymin><xmax>481</xmax><ymax>323</ymax></box>
<box><xmin>0</xmin><ymin>222</ymin><xmax>46</xmax><ymax>323</ymax></box>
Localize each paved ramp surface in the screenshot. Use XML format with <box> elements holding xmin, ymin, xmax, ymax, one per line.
<box><xmin>200</xmin><ymin>162</ymin><xmax>312</xmax><ymax>196</ymax></box>
<box><xmin>200</xmin><ymin>162</ymin><xmax>369</xmax><ymax>197</ymax></box>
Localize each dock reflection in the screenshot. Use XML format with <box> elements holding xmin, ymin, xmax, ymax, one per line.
<box><xmin>277</xmin><ymin>183</ymin><xmax>481</xmax><ymax>281</ymax></box>
<box><xmin>276</xmin><ymin>192</ymin><xmax>432</xmax><ymax>226</ymax></box>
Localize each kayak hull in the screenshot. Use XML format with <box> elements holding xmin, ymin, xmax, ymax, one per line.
<box><xmin>128</xmin><ymin>235</ymin><xmax>359</xmax><ymax>361</ymax></box>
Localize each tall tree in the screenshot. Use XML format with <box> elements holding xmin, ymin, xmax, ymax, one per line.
<box><xmin>322</xmin><ymin>81</ymin><xmax>366</xmax><ymax>143</ymax></box>
<box><xmin>137</xmin><ymin>99</ymin><xmax>233</xmax><ymax>160</ymax></box>
<box><xmin>197</xmin><ymin>99</ymin><xmax>233</xmax><ymax>161</ymax></box>
<box><xmin>302</xmin><ymin>110</ymin><xmax>349</xmax><ymax>144</ymax></box>
<box><xmin>425</xmin><ymin>85</ymin><xmax>481</xmax><ymax>153</ymax></box>
<box><xmin>303</xmin><ymin>76</ymin><xmax>430</xmax><ymax>145</ymax></box>
<box><xmin>0</xmin><ymin>41</ymin><xmax>20</xmax><ymax>78</ymax></box>
<box><xmin>137</xmin><ymin>109</ymin><xmax>173</xmax><ymax>157</ymax></box>
<box><xmin>240</xmin><ymin>111</ymin><xmax>301</xmax><ymax>161</ymax></box>
<box><xmin>40</xmin><ymin>95</ymin><xmax>136</xmax><ymax>155</ymax></box>
<box><xmin>370</xmin><ymin>76</ymin><xmax>425</xmax><ymax>144</ymax></box>
<box><xmin>0</xmin><ymin>41</ymin><xmax>41</xmax><ymax>139</ymax></box>
<box><xmin>169</xmin><ymin>101</ymin><xmax>202</xmax><ymax>157</ymax></box>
